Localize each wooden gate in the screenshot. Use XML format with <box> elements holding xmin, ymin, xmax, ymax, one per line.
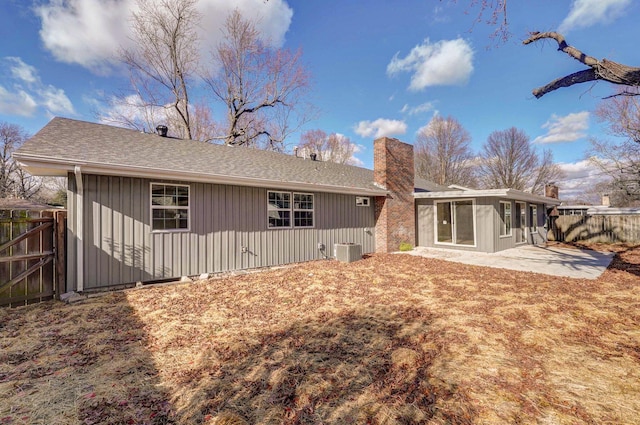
<box><xmin>0</xmin><ymin>209</ymin><xmax>66</xmax><ymax>308</ymax></box>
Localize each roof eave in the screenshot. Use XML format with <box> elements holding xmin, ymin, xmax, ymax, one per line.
<box><xmin>14</xmin><ymin>154</ymin><xmax>388</xmax><ymax>196</ymax></box>
<box><xmin>413</xmin><ymin>188</ymin><xmax>561</xmax><ymax>205</ymax></box>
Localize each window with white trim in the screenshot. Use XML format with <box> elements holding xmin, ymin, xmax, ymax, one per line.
<box><xmin>268</xmin><ymin>191</ymin><xmax>291</xmax><ymax>228</ymax></box>
<box><xmin>356</xmin><ymin>196</ymin><xmax>370</xmax><ymax>207</ymax></box>
<box><xmin>530</xmin><ymin>205</ymin><xmax>538</xmax><ymax>232</ymax></box>
<box><xmin>499</xmin><ymin>201</ymin><xmax>512</xmax><ymax>237</ymax></box>
<box><xmin>268</xmin><ymin>191</ymin><xmax>314</xmax><ymax>228</ymax></box>
<box><xmin>294</xmin><ymin>193</ymin><xmax>314</xmax><ymax>227</ymax></box>
<box><xmin>435</xmin><ymin>199</ymin><xmax>475</xmax><ymax>246</ymax></box>
<box><xmin>151</xmin><ymin>183</ymin><xmax>190</xmax><ymax>231</ymax></box>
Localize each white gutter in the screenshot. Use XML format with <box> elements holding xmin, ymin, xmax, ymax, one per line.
<box><xmin>14</xmin><ymin>155</ymin><xmax>389</xmax><ymax>197</ymax></box>
<box><xmin>74</xmin><ymin>165</ymin><xmax>84</xmax><ymax>292</ymax></box>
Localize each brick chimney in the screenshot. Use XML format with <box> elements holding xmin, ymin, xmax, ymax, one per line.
<box><xmin>545</xmin><ymin>183</ymin><xmax>559</xmax><ymax>199</ymax></box>
<box><xmin>373</xmin><ymin>137</ymin><xmax>415</xmax><ymax>253</ymax></box>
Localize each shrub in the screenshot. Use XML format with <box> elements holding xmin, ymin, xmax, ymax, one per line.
<box><xmin>399</xmin><ymin>242</ymin><xmax>413</xmax><ymax>252</ymax></box>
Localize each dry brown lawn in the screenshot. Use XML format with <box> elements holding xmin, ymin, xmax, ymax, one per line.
<box><xmin>1</xmin><ymin>244</ymin><xmax>639</xmax><ymax>424</ymax></box>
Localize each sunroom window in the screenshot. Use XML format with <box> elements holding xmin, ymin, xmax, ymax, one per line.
<box><xmin>500</xmin><ymin>201</ymin><xmax>512</xmax><ymax>237</ymax></box>
<box><xmin>530</xmin><ymin>205</ymin><xmax>538</xmax><ymax>232</ymax></box>
<box><xmin>436</xmin><ymin>200</ymin><xmax>475</xmax><ymax>246</ymax></box>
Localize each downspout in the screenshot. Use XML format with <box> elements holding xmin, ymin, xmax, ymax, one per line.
<box><xmin>74</xmin><ymin>165</ymin><xmax>84</xmax><ymax>292</ymax></box>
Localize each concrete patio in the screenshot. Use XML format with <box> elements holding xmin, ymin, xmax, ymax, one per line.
<box><xmin>406</xmin><ymin>245</ymin><xmax>615</xmax><ymax>279</ymax></box>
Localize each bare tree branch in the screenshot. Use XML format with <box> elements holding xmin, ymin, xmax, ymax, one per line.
<box><xmin>204</xmin><ymin>10</ymin><xmax>313</xmax><ymax>149</ymax></box>
<box><xmin>103</xmin><ymin>0</ymin><xmax>213</xmax><ymax>140</ymax></box>
<box><xmin>524</xmin><ymin>31</ymin><xmax>640</xmax><ymax>98</ymax></box>
<box><xmin>298</xmin><ymin>130</ymin><xmax>358</xmax><ymax>164</ymax></box>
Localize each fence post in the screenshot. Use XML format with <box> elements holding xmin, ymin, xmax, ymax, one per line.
<box><xmin>55</xmin><ymin>210</ymin><xmax>67</xmax><ymax>298</ymax></box>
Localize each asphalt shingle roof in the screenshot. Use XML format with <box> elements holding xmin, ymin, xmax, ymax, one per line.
<box><xmin>16</xmin><ymin>117</ymin><xmax>446</xmax><ymax>195</ymax></box>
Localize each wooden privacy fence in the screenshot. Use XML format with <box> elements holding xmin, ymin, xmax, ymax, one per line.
<box><xmin>0</xmin><ymin>209</ymin><xmax>66</xmax><ymax>308</ymax></box>
<box><xmin>549</xmin><ymin>214</ymin><xmax>640</xmax><ymax>243</ymax></box>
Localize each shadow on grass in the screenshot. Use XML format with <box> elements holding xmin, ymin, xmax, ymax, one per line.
<box><xmin>560</xmin><ymin>241</ymin><xmax>640</xmax><ymax>279</ymax></box>
<box><xmin>0</xmin><ymin>293</ymin><xmax>175</xmax><ymax>425</ymax></box>
<box><xmin>177</xmin><ymin>306</ymin><xmax>476</xmax><ymax>424</ymax></box>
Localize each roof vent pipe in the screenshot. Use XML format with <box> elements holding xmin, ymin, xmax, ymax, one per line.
<box><xmin>156</xmin><ymin>125</ymin><xmax>168</xmax><ymax>137</ymax></box>
<box><xmin>310</xmin><ymin>152</ymin><xmax>317</xmax><ymax>161</ymax></box>
<box><xmin>293</xmin><ymin>146</ymin><xmax>299</xmax><ymax>157</ymax></box>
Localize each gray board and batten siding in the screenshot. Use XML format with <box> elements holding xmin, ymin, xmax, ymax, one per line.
<box><xmin>66</xmin><ymin>173</ymin><xmax>375</xmax><ymax>291</ymax></box>
<box><xmin>416</xmin><ymin>197</ymin><xmax>547</xmax><ymax>253</ymax></box>
<box><xmin>14</xmin><ymin>118</ymin><xmax>387</xmax><ymax>291</ymax></box>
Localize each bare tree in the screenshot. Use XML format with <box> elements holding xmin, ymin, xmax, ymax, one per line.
<box><xmin>298</xmin><ymin>130</ymin><xmax>358</xmax><ymax>164</ymax></box>
<box><xmin>106</xmin><ymin>0</ymin><xmax>202</xmax><ymax>139</ymax></box>
<box><xmin>12</xmin><ymin>167</ymin><xmax>42</xmax><ymax>200</ymax></box>
<box><xmin>0</xmin><ymin>122</ymin><xmax>40</xmax><ymax>199</ymax></box>
<box><xmin>588</xmin><ymin>89</ymin><xmax>640</xmax><ymax>206</ymax></box>
<box><xmin>595</xmin><ymin>87</ymin><xmax>640</xmax><ymax>141</ymax></box>
<box><xmin>204</xmin><ymin>10</ymin><xmax>312</xmax><ymax>150</ymax></box>
<box><xmin>479</xmin><ymin>127</ymin><xmax>564</xmax><ymax>194</ymax></box>
<box><xmin>414</xmin><ymin>116</ymin><xmax>477</xmax><ymax>187</ymax></box>
<box><xmin>186</xmin><ymin>100</ymin><xmax>219</xmax><ymax>143</ymax></box>
<box><xmin>524</xmin><ymin>32</ymin><xmax>640</xmax><ymax>99</ymax></box>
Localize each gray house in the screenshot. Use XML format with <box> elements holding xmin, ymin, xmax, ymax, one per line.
<box><xmin>14</xmin><ymin>118</ymin><xmax>560</xmax><ymax>292</ymax></box>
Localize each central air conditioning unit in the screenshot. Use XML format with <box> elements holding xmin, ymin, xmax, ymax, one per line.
<box><xmin>334</xmin><ymin>243</ymin><xmax>362</xmax><ymax>262</ymax></box>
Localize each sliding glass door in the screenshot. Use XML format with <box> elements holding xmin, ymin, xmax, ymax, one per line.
<box><xmin>436</xmin><ymin>202</ymin><xmax>453</xmax><ymax>243</ymax></box>
<box><xmin>436</xmin><ymin>200</ymin><xmax>475</xmax><ymax>246</ymax></box>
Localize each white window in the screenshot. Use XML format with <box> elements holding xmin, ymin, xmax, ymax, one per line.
<box><xmin>435</xmin><ymin>200</ymin><xmax>476</xmax><ymax>246</ymax></box>
<box><xmin>530</xmin><ymin>205</ymin><xmax>538</xmax><ymax>232</ymax></box>
<box><xmin>268</xmin><ymin>191</ymin><xmax>314</xmax><ymax>228</ymax></box>
<box><xmin>293</xmin><ymin>193</ymin><xmax>314</xmax><ymax>227</ymax></box>
<box><xmin>268</xmin><ymin>191</ymin><xmax>291</xmax><ymax>228</ymax></box>
<box><xmin>151</xmin><ymin>183</ymin><xmax>190</xmax><ymax>231</ymax></box>
<box><xmin>499</xmin><ymin>201</ymin><xmax>512</xmax><ymax>237</ymax></box>
<box><xmin>356</xmin><ymin>196</ymin><xmax>370</xmax><ymax>207</ymax></box>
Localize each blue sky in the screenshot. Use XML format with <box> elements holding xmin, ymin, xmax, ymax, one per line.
<box><xmin>0</xmin><ymin>0</ymin><xmax>638</xmax><ymax>199</ymax></box>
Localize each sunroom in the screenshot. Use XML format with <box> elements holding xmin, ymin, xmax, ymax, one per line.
<box><xmin>414</xmin><ymin>188</ymin><xmax>561</xmax><ymax>253</ymax></box>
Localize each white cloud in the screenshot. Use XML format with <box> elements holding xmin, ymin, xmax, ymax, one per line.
<box><xmin>387</xmin><ymin>38</ymin><xmax>474</xmax><ymax>91</ymax></box>
<box><xmin>431</xmin><ymin>6</ymin><xmax>451</xmax><ymax>24</ymax></box>
<box><xmin>7</xmin><ymin>57</ymin><xmax>38</xmax><ymax>83</ymax></box>
<box><xmin>98</xmin><ymin>93</ymin><xmax>163</xmax><ymax>126</ymax></box>
<box><xmin>0</xmin><ymin>85</ymin><xmax>38</xmax><ymax>116</ymax></box>
<box><xmin>559</xmin><ymin>0</ymin><xmax>631</xmax><ymax>33</ymax></box>
<box><xmin>354</xmin><ymin>118</ymin><xmax>407</xmax><ymax>139</ymax></box>
<box><xmin>35</xmin><ymin>0</ymin><xmax>293</xmax><ymax>73</ymax></box>
<box><xmin>0</xmin><ymin>57</ymin><xmax>74</xmax><ymax>117</ymax></box>
<box><xmin>556</xmin><ymin>159</ymin><xmax>611</xmax><ymax>201</ymax></box>
<box><xmin>533</xmin><ymin>111</ymin><xmax>589</xmax><ymax>144</ymax></box>
<box><xmin>400</xmin><ymin>101</ymin><xmax>436</xmax><ymax>115</ymax></box>
<box><xmin>341</xmin><ymin>136</ymin><xmax>365</xmax><ymax>166</ymax></box>
<box><xmin>39</xmin><ymin>86</ymin><xmax>75</xmax><ymax>115</ymax></box>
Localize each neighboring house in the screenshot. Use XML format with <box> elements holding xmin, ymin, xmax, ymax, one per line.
<box><xmin>557</xmin><ymin>203</ymin><xmax>640</xmax><ymax>216</ymax></box>
<box><xmin>14</xmin><ymin>117</ymin><xmax>560</xmax><ymax>292</ymax></box>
